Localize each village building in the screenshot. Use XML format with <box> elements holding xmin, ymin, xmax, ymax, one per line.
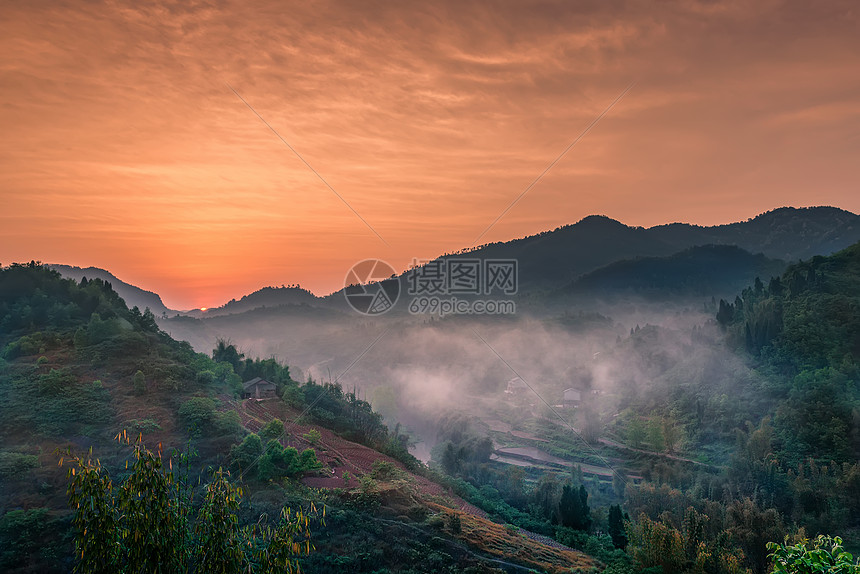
<box><xmin>504</xmin><ymin>376</ymin><xmax>529</xmax><ymax>396</ymax></box>
<box><xmin>243</xmin><ymin>377</ymin><xmax>277</xmax><ymax>399</ymax></box>
<box><xmin>562</xmin><ymin>387</ymin><xmax>582</xmax><ymax>407</ymax></box>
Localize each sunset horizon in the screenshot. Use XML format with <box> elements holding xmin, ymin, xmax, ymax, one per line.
<box><xmin>28</xmin><ymin>203</ymin><xmax>857</xmax><ymax>310</ymax></box>
<box><xmin>3</xmin><ymin>1</ymin><xmax>859</xmax><ymax>308</ymax></box>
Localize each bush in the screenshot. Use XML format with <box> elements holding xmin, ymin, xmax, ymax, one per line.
<box><xmin>178</xmin><ymin>397</ymin><xmax>216</xmax><ymax>432</ymax></box>
<box><xmin>122</xmin><ymin>419</ymin><xmax>162</xmax><ymax>435</ymax></box>
<box><xmin>0</xmin><ymin>508</ymin><xmax>52</xmax><ymax>569</ymax></box>
<box><xmin>212</xmin><ymin>411</ymin><xmax>241</xmax><ymax>437</ymax></box>
<box><xmin>0</xmin><ymin>451</ymin><xmax>39</xmax><ymax>479</ymax></box>
<box><xmin>768</xmin><ymin>535</ymin><xmax>860</xmax><ymax>573</ymax></box>
<box><xmin>230</xmin><ymin>433</ymin><xmax>263</xmax><ymax>471</ymax></box>
<box><xmin>370</xmin><ymin>459</ymin><xmax>401</xmax><ymax>481</ymax></box>
<box><xmin>303</xmin><ymin>428</ymin><xmax>321</xmax><ymax>445</ymax></box>
<box><xmin>259</xmin><ymin>419</ymin><xmax>284</xmax><ymax>443</ymax></box>
<box><xmin>132</xmin><ymin>370</ymin><xmax>145</xmax><ymax>395</ymax></box>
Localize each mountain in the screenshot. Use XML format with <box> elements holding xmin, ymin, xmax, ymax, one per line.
<box><xmin>183</xmin><ymin>285</ymin><xmax>321</xmax><ymax>317</ymax></box>
<box><xmin>566</xmin><ymin>244</ymin><xmax>788</xmax><ymax>299</ymax></box>
<box><xmin>438</xmin><ymin>206</ymin><xmax>860</xmax><ymax>293</ymax></box>
<box><xmin>48</xmin><ymin>264</ymin><xmax>172</xmax><ymax>316</ymax></box>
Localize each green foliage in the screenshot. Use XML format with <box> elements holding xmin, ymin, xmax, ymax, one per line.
<box><xmin>303</xmin><ymin>428</ymin><xmax>321</xmax><ymax>445</ymax></box>
<box><xmin>193</xmin><ymin>468</ymin><xmax>245</xmax><ymax>573</ymax></box>
<box><xmin>768</xmin><ymin>535</ymin><xmax>860</xmax><ymax>574</ymax></box>
<box><xmin>61</xmin><ymin>435</ymin><xmax>316</xmax><ymax>573</ymax></box>
<box><xmin>370</xmin><ymin>459</ymin><xmax>401</xmax><ymax>481</ymax></box>
<box><xmin>0</xmin><ymin>364</ymin><xmax>112</xmax><ymax>438</ymax></box>
<box><xmin>447</xmin><ymin>512</ymin><xmax>461</xmax><ymax>534</ymax></box>
<box><xmin>212</xmin><ymin>410</ymin><xmax>241</xmax><ymax>437</ymax></box>
<box><xmin>259</xmin><ymin>419</ymin><xmax>285</xmax><ymax>443</ymax></box>
<box><xmin>122</xmin><ymin>418</ymin><xmax>162</xmax><ymax>434</ymax></box>
<box><xmin>132</xmin><ymin>369</ymin><xmax>145</xmax><ymax>395</ymax></box>
<box><xmin>178</xmin><ymin>397</ymin><xmax>216</xmax><ymax>432</ymax></box>
<box><xmin>258</xmin><ymin>441</ymin><xmax>322</xmax><ymax>481</ymax></box>
<box><xmin>558</xmin><ymin>484</ymin><xmax>591</xmax><ymax>530</ymax></box>
<box><xmin>608</xmin><ymin>504</ymin><xmax>628</xmax><ymax>549</ymax></box>
<box><xmin>212</xmin><ymin>339</ymin><xmax>245</xmax><ymax>375</ymax></box>
<box><xmin>626</xmin><ymin>510</ymin><xmax>751</xmax><ymax>574</ymax></box>
<box><xmin>646</xmin><ymin>419</ymin><xmax>665</xmax><ymax>452</ymax></box>
<box><xmin>230</xmin><ymin>433</ymin><xmax>264</xmax><ymax>472</ymax></box>
<box><xmin>0</xmin><ymin>508</ymin><xmax>66</xmax><ymax>571</ymax></box>
<box><xmin>0</xmin><ymin>450</ymin><xmax>39</xmax><ymax>478</ymax></box>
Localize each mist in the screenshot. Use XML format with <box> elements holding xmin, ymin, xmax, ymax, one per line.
<box><xmin>159</xmin><ymin>292</ymin><xmax>748</xmax><ymax>463</ymax></box>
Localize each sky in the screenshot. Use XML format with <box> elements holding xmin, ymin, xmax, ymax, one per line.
<box><xmin>1</xmin><ymin>0</ymin><xmax>859</xmax><ymax>309</ymax></box>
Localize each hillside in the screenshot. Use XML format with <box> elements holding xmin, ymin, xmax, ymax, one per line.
<box><xmin>182</xmin><ymin>285</ymin><xmax>321</xmax><ymax>317</ymax></box>
<box><xmin>0</xmin><ymin>263</ymin><xmax>597</xmax><ymax>573</ymax></box>
<box><xmin>565</xmin><ymin>244</ymin><xmax>787</xmax><ymax>299</ymax></box>
<box><xmin>49</xmin><ymin>264</ymin><xmax>173</xmax><ymax>316</ymax></box>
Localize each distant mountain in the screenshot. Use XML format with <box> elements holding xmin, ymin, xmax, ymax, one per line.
<box><xmin>647</xmin><ymin>206</ymin><xmax>860</xmax><ymax>261</ymax></box>
<box><xmin>49</xmin><ymin>264</ymin><xmax>172</xmax><ymax>315</ymax></box>
<box><xmin>183</xmin><ymin>285</ymin><xmax>321</xmax><ymax>317</ymax></box>
<box><xmin>566</xmin><ymin>244</ymin><xmax>787</xmax><ymax>299</ymax></box>
<box><xmin>436</xmin><ymin>206</ymin><xmax>860</xmax><ymax>292</ymax></box>
<box><xmin>52</xmin><ymin>206</ymin><xmax>860</xmax><ymax>320</ymax></box>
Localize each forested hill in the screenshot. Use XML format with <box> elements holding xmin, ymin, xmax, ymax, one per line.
<box><xmin>182</xmin><ymin>285</ymin><xmax>320</xmax><ymax>317</ymax></box>
<box><xmin>48</xmin><ymin>264</ymin><xmax>172</xmax><ymax>316</ymax></box>
<box><xmin>443</xmin><ymin>206</ymin><xmax>860</xmax><ymax>291</ymax></box>
<box><xmin>565</xmin><ymin>244</ymin><xmax>787</xmax><ymax>299</ymax></box>
<box><xmin>714</xmin><ymin>240</ymin><xmax>860</xmax><ymax>466</ymax></box>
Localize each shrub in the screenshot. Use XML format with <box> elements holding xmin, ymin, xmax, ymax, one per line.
<box><xmin>448</xmin><ymin>512</ymin><xmax>462</xmax><ymax>534</ymax></box>
<box><xmin>259</xmin><ymin>419</ymin><xmax>285</xmax><ymax>443</ymax></box>
<box><xmin>303</xmin><ymin>428</ymin><xmax>321</xmax><ymax>445</ymax></box>
<box><xmin>132</xmin><ymin>370</ymin><xmax>145</xmax><ymax>395</ymax></box>
<box><xmin>370</xmin><ymin>459</ymin><xmax>401</xmax><ymax>481</ymax></box>
<box><xmin>230</xmin><ymin>434</ymin><xmax>263</xmax><ymax>471</ymax></box>
<box><xmin>178</xmin><ymin>397</ymin><xmax>216</xmax><ymax>432</ymax></box>
<box><xmin>768</xmin><ymin>535</ymin><xmax>860</xmax><ymax>573</ymax></box>
<box><xmin>0</xmin><ymin>451</ymin><xmax>39</xmax><ymax>479</ymax></box>
<box><xmin>212</xmin><ymin>411</ymin><xmax>241</xmax><ymax>437</ymax></box>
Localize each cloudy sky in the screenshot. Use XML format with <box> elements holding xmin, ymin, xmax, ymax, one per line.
<box><xmin>2</xmin><ymin>0</ymin><xmax>858</xmax><ymax>308</ymax></box>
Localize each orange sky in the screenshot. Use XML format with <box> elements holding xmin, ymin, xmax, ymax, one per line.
<box><xmin>1</xmin><ymin>0</ymin><xmax>859</xmax><ymax>309</ymax></box>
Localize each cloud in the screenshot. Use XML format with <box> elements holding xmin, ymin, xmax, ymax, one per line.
<box><xmin>1</xmin><ymin>0</ymin><xmax>858</xmax><ymax>307</ymax></box>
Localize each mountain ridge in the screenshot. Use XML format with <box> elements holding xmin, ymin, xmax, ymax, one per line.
<box><xmin>51</xmin><ymin>206</ymin><xmax>860</xmax><ymax>315</ymax></box>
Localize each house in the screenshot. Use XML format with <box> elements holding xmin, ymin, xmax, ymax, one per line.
<box><xmin>504</xmin><ymin>376</ymin><xmax>529</xmax><ymax>396</ymax></box>
<box><xmin>243</xmin><ymin>377</ymin><xmax>277</xmax><ymax>399</ymax></box>
<box><xmin>563</xmin><ymin>387</ymin><xmax>582</xmax><ymax>407</ymax></box>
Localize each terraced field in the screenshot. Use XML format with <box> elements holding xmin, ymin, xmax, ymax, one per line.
<box><xmin>237</xmin><ymin>399</ymin><xmax>599</xmax><ymax>572</ymax></box>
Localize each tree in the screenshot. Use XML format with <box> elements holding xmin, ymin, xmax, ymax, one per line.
<box><xmin>647</xmin><ymin>419</ymin><xmax>665</xmax><ymax>452</ymax></box>
<box><xmin>726</xmin><ymin>497</ymin><xmax>784</xmax><ymax>574</ymax></box>
<box><xmin>230</xmin><ymin>433</ymin><xmax>263</xmax><ymax>472</ymax></box>
<box><xmin>662</xmin><ymin>417</ymin><xmax>682</xmax><ymax>454</ymax></box>
<box><xmin>212</xmin><ymin>339</ymin><xmax>244</xmax><ymax>375</ymax></box>
<box><xmin>628</xmin><ymin>416</ymin><xmax>647</xmax><ymax>448</ymax></box>
<box><xmin>132</xmin><ymin>370</ymin><xmax>145</xmax><ymax>395</ymax></box>
<box><xmin>178</xmin><ymin>397</ymin><xmax>216</xmax><ymax>433</ymax></box>
<box><xmin>259</xmin><ymin>418</ymin><xmax>285</xmax><ymax>443</ymax></box>
<box><xmin>61</xmin><ymin>433</ymin><xmax>317</xmax><ymax>573</ymax></box>
<box><xmin>608</xmin><ymin>504</ymin><xmax>628</xmax><ymax>549</ymax></box>
<box><xmin>558</xmin><ymin>484</ymin><xmax>591</xmax><ymax>531</ymax></box>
